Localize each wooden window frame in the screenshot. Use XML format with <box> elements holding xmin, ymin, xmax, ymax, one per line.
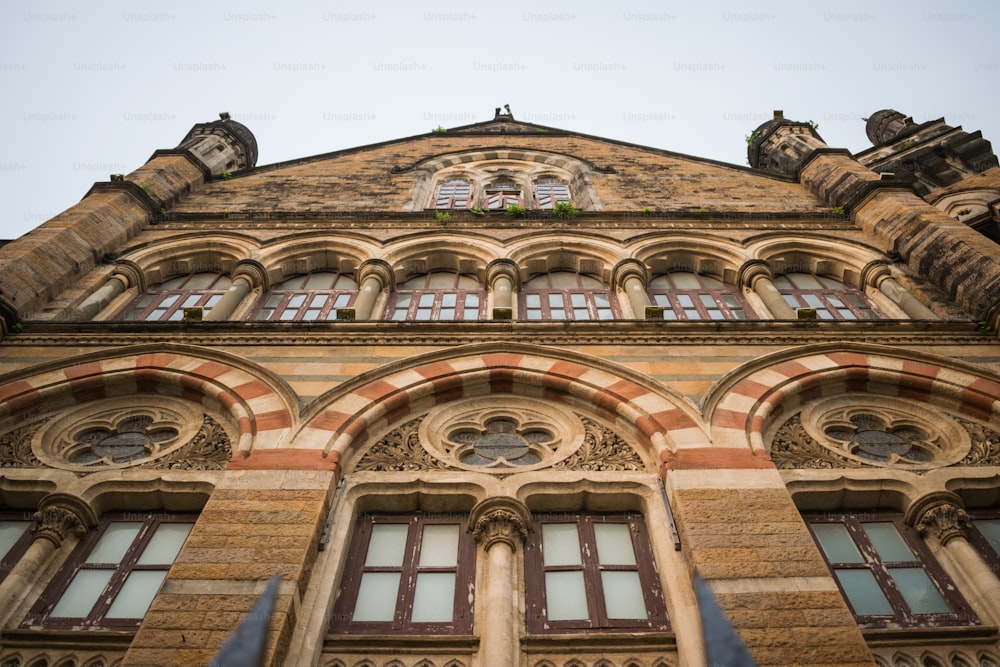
<box><xmin>776</xmin><ymin>273</ymin><xmax>882</xmax><ymax>320</ymax></box>
<box><xmin>23</xmin><ymin>512</ymin><xmax>196</xmax><ymax>630</ymax></box>
<box><xmin>534</xmin><ymin>179</ymin><xmax>572</xmax><ymax>210</ymax></box>
<box><xmin>805</xmin><ymin>512</ymin><xmax>977</xmax><ymax>629</ymax></box>
<box><xmin>968</xmin><ymin>510</ymin><xmax>1000</xmax><ymax>577</ymax></box>
<box><xmin>384</xmin><ymin>273</ymin><xmax>485</xmax><ymax>322</ymax></box>
<box><xmin>252</xmin><ymin>271</ymin><xmax>358</xmax><ymax>322</ymax></box>
<box><xmin>329</xmin><ymin>513</ymin><xmax>476</xmax><ymax>635</ymax></box>
<box><xmin>485</xmin><ymin>181</ymin><xmax>523</xmax><ymax>210</ymax></box>
<box><xmin>119</xmin><ymin>273</ymin><xmax>230</xmax><ymax>322</ymax></box>
<box><xmin>648</xmin><ymin>272</ymin><xmax>754</xmax><ymax>321</ymax></box>
<box><xmin>0</xmin><ymin>511</ymin><xmax>33</xmax><ymax>584</ymax></box>
<box><xmin>434</xmin><ymin>179</ymin><xmax>473</xmax><ymax>209</ymax></box>
<box><xmin>519</xmin><ymin>273</ymin><xmax>620</xmax><ymax>321</ymax></box>
<box><xmin>524</xmin><ymin>513</ymin><xmax>669</xmax><ymax>633</ymax></box>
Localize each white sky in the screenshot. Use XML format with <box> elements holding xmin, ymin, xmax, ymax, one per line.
<box><xmin>1</xmin><ymin>0</ymin><xmax>998</xmax><ymax>241</ymax></box>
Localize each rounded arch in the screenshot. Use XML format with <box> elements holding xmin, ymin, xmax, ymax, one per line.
<box><xmin>506</xmin><ymin>233</ymin><xmax>627</xmax><ymax>283</ymax></box>
<box><xmin>631</xmin><ymin>236</ymin><xmax>751</xmax><ymax>285</ymax></box>
<box><xmin>0</xmin><ymin>343</ymin><xmax>298</xmax><ymax>457</ymax></box>
<box><xmin>746</xmin><ymin>234</ymin><xmax>887</xmax><ymax>289</ymax></box>
<box><xmin>705</xmin><ymin>342</ymin><xmax>1000</xmax><ymax>454</ymax></box>
<box><xmin>253</xmin><ymin>235</ymin><xmax>377</xmax><ymax>286</ymax></box>
<box><xmin>381</xmin><ymin>233</ymin><xmax>503</xmax><ymax>284</ymax></box>
<box><xmin>113</xmin><ymin>233</ymin><xmax>260</xmax><ymax>288</ymax></box>
<box><xmin>296</xmin><ymin>343</ymin><xmax>706</xmax><ymax>466</ymax></box>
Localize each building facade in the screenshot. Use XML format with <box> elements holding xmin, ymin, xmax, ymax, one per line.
<box><xmin>0</xmin><ymin>107</ymin><xmax>999</xmax><ymax>667</ymax></box>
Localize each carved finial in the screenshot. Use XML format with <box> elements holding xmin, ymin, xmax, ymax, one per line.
<box><xmin>916</xmin><ymin>503</ymin><xmax>971</xmax><ymax>545</ymax></box>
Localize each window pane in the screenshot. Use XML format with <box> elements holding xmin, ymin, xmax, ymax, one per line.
<box><xmin>305</xmin><ymin>272</ymin><xmax>336</xmax><ymax>289</ymax></box>
<box><xmin>889</xmin><ymin>568</ymin><xmax>950</xmax><ymax>613</ymax></box>
<box><xmin>185</xmin><ymin>273</ymin><xmax>215</xmax><ymax>289</ymax></box>
<box><xmin>0</xmin><ymin>521</ymin><xmax>29</xmax><ymax>557</ymax></box>
<box><xmin>395</xmin><ymin>294</ymin><xmax>412</xmax><ymax>308</ymax></box>
<box><xmin>310</xmin><ymin>295</ymin><xmax>328</xmax><ymax>308</ymax></box>
<box><xmin>365</xmin><ymin>524</ymin><xmax>408</xmax><ymax>567</ymax></box>
<box><xmin>597</xmin><ymin>308</ymin><xmax>615</xmax><ymax>320</ymax></box>
<box><xmin>573</xmin><ymin>308</ymin><xmax>590</xmax><ymax>320</ymax></box>
<box><xmin>545</xmin><ymin>571</ymin><xmax>589</xmax><ymax>620</ymax></box>
<box><xmin>419</xmin><ymin>293</ymin><xmax>436</xmax><ymax>307</ymax></box>
<box><xmin>439</xmin><ymin>308</ymin><xmax>455</xmax><ymax>320</ymax></box>
<box><xmin>160</xmin><ymin>294</ymin><xmax>180</xmax><ymax>307</ymax></box>
<box><xmin>542</xmin><ymin>523</ymin><xmax>581</xmax><ymax>566</ymax></box>
<box><xmin>105</xmin><ymin>570</ymin><xmax>166</xmax><ymax>618</ymax></box>
<box><xmin>333</xmin><ymin>293</ymin><xmax>351</xmax><ymax>308</ymax></box>
<box><xmin>803</xmin><ymin>294</ymin><xmax>824</xmax><ymax>309</ymax></box>
<box><xmin>391</xmin><ymin>308</ymin><xmax>408</xmax><ymax>321</ymax></box>
<box><xmin>601</xmin><ymin>571</ymin><xmax>648</xmax><ymax>619</ymax></box>
<box><xmin>353</xmin><ymin>572</ymin><xmax>400</xmax><ymax>622</ymax></box>
<box><xmin>862</xmin><ymin>523</ymin><xmax>914</xmax><ymax>562</ymax></box>
<box><xmin>701</xmin><ymin>275</ymin><xmax>725</xmax><ymax>288</ymax></box>
<box><xmin>525</xmin><ymin>293</ymin><xmax>541</xmax><ymax>308</ymax></box>
<box><xmin>465</xmin><ymin>293</ymin><xmax>479</xmax><ymax>308</ymax></box>
<box><xmin>548</xmin><ymin>293</ymin><xmax>564</xmax><ymax>307</ymax></box>
<box><xmin>288</xmin><ymin>294</ymin><xmax>306</xmax><ymax>308</ymax></box>
<box><xmin>677</xmin><ymin>295</ymin><xmax>694</xmax><ymax>308</ymax></box>
<box><xmin>427</xmin><ymin>273</ymin><xmax>455</xmax><ymax>289</ymax></box>
<box><xmin>441</xmin><ymin>293</ymin><xmax>457</xmax><ymax>307</ymax></box>
<box><xmin>570</xmin><ymin>293</ymin><xmax>587</xmax><ymax>307</ymax></box>
<box><xmin>670</xmin><ymin>272</ymin><xmax>700</xmax><ymax>289</ymax></box>
<box><xmin>653</xmin><ymin>294</ymin><xmax>670</xmax><ymax>307</ymax></box>
<box><xmin>974</xmin><ymin>519</ymin><xmax>1000</xmax><ymax>553</ymax></box>
<box><xmin>279</xmin><ymin>309</ymin><xmax>298</xmax><ymax>321</ymax></box>
<box><xmin>303</xmin><ymin>309</ymin><xmax>321</xmax><ymax>320</ymax></box>
<box><xmin>50</xmin><ymin>570</ymin><xmax>114</xmax><ymax>617</ymax></box>
<box><xmin>593</xmin><ymin>293</ymin><xmax>610</xmax><ymax>307</ymax></box>
<box><xmin>136</xmin><ymin>523</ymin><xmax>193</xmax><ymax>565</ymax></box>
<box><xmin>835</xmin><ymin>569</ymin><xmax>894</xmax><ymax>616</ymax></box>
<box><xmin>419</xmin><ymin>524</ymin><xmax>459</xmax><ymax>567</ymax></box>
<box><xmin>411</xmin><ymin>572</ymin><xmax>455</xmax><ymax>622</ymax></box>
<box><xmin>550</xmin><ymin>309</ymin><xmax>566</xmax><ymax>320</ymax></box>
<box><xmin>593</xmin><ymin>523</ymin><xmax>637</xmax><ymax>565</ymax></box>
<box><xmin>182</xmin><ymin>294</ymin><xmax>202</xmax><ymax>308</ymax></box>
<box><xmin>812</xmin><ymin>523</ymin><xmax>864</xmax><ymax>563</ymax></box>
<box><xmin>790</xmin><ymin>273</ymin><xmax>823</xmax><ymax>289</ymax></box>
<box><xmin>699</xmin><ymin>294</ymin><xmax>716</xmax><ymax>308</ymax></box>
<box><xmin>415</xmin><ymin>308</ymin><xmax>433</xmax><ymax>321</ymax></box>
<box><xmin>87</xmin><ymin>523</ymin><xmax>143</xmax><ymax>563</ymax></box>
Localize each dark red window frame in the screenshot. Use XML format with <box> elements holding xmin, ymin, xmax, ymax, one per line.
<box><xmin>252</xmin><ymin>271</ymin><xmax>358</xmax><ymax>321</ymax></box>
<box><xmin>520</xmin><ymin>272</ymin><xmax>620</xmax><ymax>321</ymax></box>
<box><xmin>648</xmin><ymin>272</ymin><xmax>754</xmax><ymax>320</ymax></box>
<box><xmin>0</xmin><ymin>510</ymin><xmax>33</xmax><ymax>584</ymax></box>
<box><xmin>775</xmin><ymin>273</ymin><xmax>882</xmax><ymax>320</ymax></box>
<box><xmin>329</xmin><ymin>513</ymin><xmax>476</xmax><ymax>634</ymax></box>
<box><xmin>534</xmin><ymin>179</ymin><xmax>571</xmax><ymax>209</ymax></box>
<box><xmin>434</xmin><ymin>179</ymin><xmax>473</xmax><ymax>209</ymax></box>
<box><xmin>119</xmin><ymin>273</ymin><xmax>230</xmax><ymax>322</ymax></box>
<box><xmin>968</xmin><ymin>509</ymin><xmax>1000</xmax><ymax>577</ymax></box>
<box><xmin>385</xmin><ymin>273</ymin><xmax>485</xmax><ymax>321</ymax></box>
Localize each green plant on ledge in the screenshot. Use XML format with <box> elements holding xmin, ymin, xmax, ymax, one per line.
<box><xmin>435</xmin><ymin>210</ymin><xmax>451</xmax><ymax>225</ymax></box>
<box><xmin>432</xmin><ymin>125</ymin><xmax>447</xmax><ymax>133</ymax></box>
<box><xmin>139</xmin><ymin>183</ymin><xmax>153</xmax><ymax>196</ymax></box>
<box><xmin>222</xmin><ymin>171</ymin><xmax>233</xmax><ymax>180</ymax></box>
<box><xmin>642</xmin><ymin>207</ymin><xmax>652</xmax><ymax>214</ymax></box>
<box><xmin>832</xmin><ymin>205</ymin><xmax>845</xmax><ymax>215</ymax></box>
<box><xmin>505</xmin><ymin>204</ymin><xmax>526</xmax><ymax>217</ymax></box>
<box><xmin>976</xmin><ymin>321</ymin><xmax>994</xmax><ymax>334</ymax></box>
<box><xmin>553</xmin><ymin>202</ymin><xmax>578</xmax><ymax>219</ymax></box>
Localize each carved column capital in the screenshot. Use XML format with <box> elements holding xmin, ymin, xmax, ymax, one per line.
<box><xmin>358</xmin><ymin>259</ymin><xmax>394</xmax><ymax>291</ymax></box>
<box><xmin>111</xmin><ymin>259</ymin><xmax>146</xmax><ymax>292</ymax></box>
<box><xmin>611</xmin><ymin>259</ymin><xmax>648</xmax><ymax>291</ymax></box>
<box><xmin>470</xmin><ymin>497</ymin><xmax>530</xmax><ymax>552</ymax></box>
<box><xmin>737</xmin><ymin>259</ymin><xmax>774</xmax><ymax>290</ymax></box>
<box><xmin>31</xmin><ymin>506</ymin><xmax>87</xmax><ymax>547</ymax></box>
<box><xmin>916</xmin><ymin>503</ymin><xmax>971</xmax><ymax>546</ymax></box>
<box><xmin>485</xmin><ymin>259</ymin><xmax>520</xmax><ymax>290</ymax></box>
<box><xmin>859</xmin><ymin>260</ymin><xmax>892</xmax><ymax>290</ymax></box>
<box><xmin>232</xmin><ymin>259</ymin><xmax>269</xmax><ymax>291</ymax></box>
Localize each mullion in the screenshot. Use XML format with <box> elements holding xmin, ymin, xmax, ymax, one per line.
<box><xmin>87</xmin><ymin>516</ymin><xmax>160</xmax><ymax>623</ymax></box>
<box><xmin>577</xmin><ymin>517</ymin><xmax>606</xmax><ymax>627</ymax></box>
<box><xmin>844</xmin><ymin>518</ymin><xmax>910</xmax><ymax>620</ymax></box>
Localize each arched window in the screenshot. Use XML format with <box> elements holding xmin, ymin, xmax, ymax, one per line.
<box><xmin>119</xmin><ymin>272</ymin><xmax>230</xmax><ymax>321</ymax></box>
<box><xmin>534</xmin><ymin>178</ymin><xmax>571</xmax><ymax>209</ymax></box>
<box><xmin>775</xmin><ymin>272</ymin><xmax>881</xmax><ymax>320</ymax></box>
<box><xmin>520</xmin><ymin>271</ymin><xmax>618</xmax><ymax>321</ymax></box>
<box><xmin>386</xmin><ymin>272</ymin><xmax>484</xmax><ymax>321</ymax></box>
<box><xmin>485</xmin><ymin>181</ymin><xmax>522</xmax><ymax>210</ymax></box>
<box><xmin>434</xmin><ymin>179</ymin><xmax>472</xmax><ymax>209</ymax></box>
<box><xmin>647</xmin><ymin>271</ymin><xmax>753</xmax><ymax>320</ymax></box>
<box><xmin>253</xmin><ymin>271</ymin><xmax>358</xmax><ymax>321</ymax></box>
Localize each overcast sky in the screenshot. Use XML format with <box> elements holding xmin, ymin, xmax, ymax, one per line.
<box><xmin>1</xmin><ymin>0</ymin><xmax>998</xmax><ymax>240</ymax></box>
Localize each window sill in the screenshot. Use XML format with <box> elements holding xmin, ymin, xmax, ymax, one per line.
<box><xmin>522</xmin><ymin>631</ymin><xmax>675</xmax><ymax>651</ymax></box>
<box><xmin>863</xmin><ymin>624</ymin><xmax>997</xmax><ymax>647</ymax></box>
<box><xmin>2</xmin><ymin>628</ymin><xmax>134</xmax><ymax>651</ymax></box>
<box><xmin>324</xmin><ymin>634</ymin><xmax>479</xmax><ymax>651</ymax></box>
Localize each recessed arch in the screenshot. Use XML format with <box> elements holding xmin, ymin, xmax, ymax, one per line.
<box><xmin>113</xmin><ymin>233</ymin><xmax>260</xmax><ymax>288</ymax></box>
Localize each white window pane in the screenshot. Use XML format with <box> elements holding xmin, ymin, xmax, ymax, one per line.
<box><xmin>395</xmin><ymin>294</ymin><xmax>412</xmax><ymax>308</ymax></box>
<box><xmin>427</xmin><ymin>273</ymin><xmax>454</xmax><ymax>289</ymax></box>
<box><xmin>700</xmin><ymin>274</ymin><xmax>726</xmax><ymax>288</ymax></box>
<box><xmin>677</xmin><ymin>295</ymin><xmax>694</xmax><ymax>308</ymax></box>
<box><xmin>205</xmin><ymin>294</ymin><xmax>222</xmax><ymax>307</ymax></box>
<box><xmin>87</xmin><ymin>523</ymin><xmax>143</xmax><ymax>563</ymax></box>
<box><xmin>167</xmin><ymin>310</ymin><xmax>184</xmax><ymax>321</ymax></box>
<box><xmin>817</xmin><ymin>309</ymin><xmax>834</xmax><ymax>320</ymax></box>
<box><xmin>160</xmin><ymin>276</ymin><xmax>187</xmax><ymax>289</ymax></box>
<box><xmin>333</xmin><ymin>294</ymin><xmax>351</xmax><ymax>308</ymax></box>
<box><xmin>662</xmin><ymin>309</ymin><xmax>678</xmax><ymax>320</ymax></box>
<box><xmin>648</xmin><ymin>275</ymin><xmax>670</xmax><ymax>288</ymax></box>
<box><xmin>365</xmin><ymin>524</ymin><xmax>408</xmax><ymax>567</ymax></box>
<box><xmin>593</xmin><ymin>523</ymin><xmax>636</xmax><ymax>565</ymax></box>
<box><xmin>670</xmin><ymin>272</ymin><xmax>700</xmax><ymax>289</ymax></box>
<box><xmin>548</xmin><ymin>293</ymin><xmax>564</xmax><ymax>307</ymax></box>
<box><xmin>773</xmin><ymin>276</ymin><xmax>792</xmax><ymax>289</ymax></box>
<box><xmin>708</xmin><ymin>309</ymin><xmax>725</xmax><ymax>320</ymax></box>
<box><xmin>975</xmin><ymin>519</ymin><xmax>1000</xmax><ymax>553</ymax></box>
<box><xmin>50</xmin><ymin>569</ymin><xmax>114</xmax><ymax>617</ymax></box>
<box><xmin>455</xmin><ymin>275</ymin><xmax>480</xmax><ymax>289</ymax></box>
<box><xmin>526</xmin><ymin>310</ymin><xmax>542</xmax><ymax>320</ymax></box>
<box><xmin>465</xmin><ymin>293</ymin><xmax>480</xmax><ymax>309</ymax></box>
<box><xmin>889</xmin><ymin>568</ymin><xmax>950</xmax><ymax>614</ymax></box>
<box><xmin>310</xmin><ymin>294</ymin><xmax>328</xmax><ymax>308</ymax></box>
<box><xmin>411</xmin><ymin>572</ymin><xmax>455</xmax><ymax>622</ymax></box>
<box><xmin>334</xmin><ymin>275</ymin><xmax>358</xmax><ymax>289</ymax></box>
<box><xmin>593</xmin><ymin>293</ymin><xmax>610</xmax><ymax>307</ymax></box>
<box><xmin>653</xmin><ymin>293</ymin><xmax>670</xmax><ymax>307</ymax></box>
<box><xmin>835</xmin><ymin>569</ymin><xmax>894</xmax><ymax>616</ymax></box>
<box><xmin>597</xmin><ymin>308</ymin><xmax>615</xmax><ymax>320</ymax></box>
<box><xmin>817</xmin><ymin>275</ymin><xmax>846</xmax><ymax>289</ymax></box>
<box><xmin>186</xmin><ymin>273</ymin><xmax>215</xmax><ymax>289</ymax></box>
<box><xmin>790</xmin><ymin>273</ymin><xmax>823</xmax><ymax>289</ymax></box>
<box><xmin>105</xmin><ymin>570</ymin><xmax>166</xmax><ymax>618</ymax></box>
<box><xmin>570</xmin><ymin>293</ymin><xmax>587</xmax><ymax>307</ymax></box>
<box><xmin>545</xmin><ymin>571</ymin><xmax>589</xmax><ymax>620</ymax></box>
<box><xmin>137</xmin><ymin>523</ymin><xmax>193</xmax><ymax>565</ymax></box>
<box><xmin>862</xmin><ymin>523</ymin><xmax>914</xmax><ymax>562</ymax></box>
<box><xmin>160</xmin><ymin>294</ymin><xmax>180</xmax><ymax>307</ymax></box>
<box><xmin>525</xmin><ymin>293</ymin><xmax>541</xmax><ymax>308</ymax></box>
<box><xmin>571</xmin><ymin>308</ymin><xmax>589</xmax><ymax>320</ymax></box>
<box><xmin>391</xmin><ymin>309</ymin><xmax>408</xmax><ymax>321</ymax></box>
<box><xmin>287</xmin><ymin>294</ymin><xmax>306</xmax><ymax>308</ymax></box>
<box><xmin>144</xmin><ymin>308</ymin><xmax>166</xmax><ymax>321</ymax></box>
<box><xmin>576</xmin><ymin>274</ymin><xmax>603</xmax><ymax>288</ymax></box>
<box><xmin>439</xmin><ymin>308</ymin><xmax>456</xmax><ymax>320</ymax></box>
<box><xmin>548</xmin><ymin>272</ymin><xmax>578</xmax><ymax>288</ymax></box>
<box><xmin>803</xmin><ymin>294</ymin><xmax>824</xmax><ymax>308</ymax></box>
<box><xmin>353</xmin><ymin>572</ymin><xmax>400</xmax><ymax>621</ymax></box>
<box><xmin>419</xmin><ymin>293</ymin><xmax>436</xmax><ymax>307</ymax></box>
<box><xmin>415</xmin><ymin>308</ymin><xmax>433</xmax><ymax>321</ymax></box>
<box><xmin>441</xmin><ymin>293</ymin><xmax>457</xmax><ymax>307</ymax></box>
<box><xmin>181</xmin><ymin>295</ymin><xmax>201</xmax><ymax>308</ymax></box>
<box><xmin>0</xmin><ymin>521</ymin><xmax>29</xmax><ymax>558</ymax></box>
<box><xmin>541</xmin><ymin>523</ymin><xmax>581</xmax><ymax>566</ymax></box>
<box><xmin>812</xmin><ymin>523</ymin><xmax>864</xmax><ymax>563</ymax></box>
<box><xmin>699</xmin><ymin>294</ymin><xmax>716</xmax><ymax>308</ymax></box>
<box><xmin>601</xmin><ymin>571</ymin><xmax>648</xmax><ymax>619</ymax></box>
<box><xmin>303</xmin><ymin>309</ymin><xmax>321</xmax><ymax>320</ymax></box>
<box><xmin>550</xmin><ymin>309</ymin><xmax>567</xmax><ymax>320</ymax></box>
<box><xmin>305</xmin><ymin>272</ymin><xmax>336</xmax><ymax>289</ymax></box>
<box><xmin>419</xmin><ymin>524</ymin><xmax>459</xmax><ymax>567</ymax></box>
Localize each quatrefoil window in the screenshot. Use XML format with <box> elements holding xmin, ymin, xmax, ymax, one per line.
<box><xmin>67</xmin><ymin>415</ymin><xmax>179</xmax><ymax>466</ymax></box>
<box><xmin>824</xmin><ymin>413</ymin><xmax>932</xmax><ymax>463</ymax></box>
<box><xmin>447</xmin><ymin>417</ymin><xmax>555</xmax><ymax>467</ymax></box>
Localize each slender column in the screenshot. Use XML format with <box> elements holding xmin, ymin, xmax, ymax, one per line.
<box><xmin>916</xmin><ymin>502</ymin><xmax>1000</xmax><ymax>625</ymax></box>
<box><xmin>351</xmin><ymin>259</ymin><xmax>393</xmax><ymax>320</ymax></box>
<box><xmin>75</xmin><ymin>261</ymin><xmax>144</xmax><ymax>321</ymax></box>
<box><xmin>204</xmin><ymin>260</ymin><xmax>266</xmax><ymax>321</ymax></box>
<box><xmin>486</xmin><ymin>259</ymin><xmax>519</xmax><ymax>320</ymax></box>
<box><xmin>0</xmin><ymin>503</ymin><xmax>91</xmax><ymax>627</ymax></box>
<box><xmin>471</xmin><ymin>498</ymin><xmax>530</xmax><ymax>667</ymax></box>
<box><xmin>861</xmin><ymin>261</ymin><xmax>938</xmax><ymax>320</ymax></box>
<box><xmin>612</xmin><ymin>259</ymin><xmax>651</xmax><ymax>318</ymax></box>
<box><xmin>739</xmin><ymin>260</ymin><xmax>796</xmax><ymax>319</ymax></box>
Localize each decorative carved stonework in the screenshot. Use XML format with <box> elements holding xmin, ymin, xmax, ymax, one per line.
<box><xmin>957</xmin><ymin>416</ymin><xmax>1000</xmax><ymax>466</ymax></box>
<box><xmin>355</xmin><ymin>417</ymin><xmax>455</xmax><ymax>472</ymax></box>
<box><xmin>31</xmin><ymin>506</ymin><xmax>87</xmax><ymax>547</ymax></box>
<box><xmin>770</xmin><ymin>414</ymin><xmax>864</xmax><ymax>470</ymax></box>
<box><xmin>147</xmin><ymin>415</ymin><xmax>232</xmax><ymax>470</ymax></box>
<box><xmin>916</xmin><ymin>503</ymin><xmax>972</xmax><ymax>545</ymax></box>
<box><xmin>552</xmin><ymin>417</ymin><xmax>644</xmax><ymax>471</ymax></box>
<box><xmin>0</xmin><ymin>418</ymin><xmax>47</xmax><ymax>467</ymax></box>
<box><xmin>472</xmin><ymin>508</ymin><xmax>529</xmax><ymax>551</ymax></box>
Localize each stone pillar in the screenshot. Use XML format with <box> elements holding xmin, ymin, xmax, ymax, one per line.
<box><xmin>861</xmin><ymin>261</ymin><xmax>938</xmax><ymax>320</ymax></box>
<box><xmin>612</xmin><ymin>259</ymin><xmax>651</xmax><ymax>319</ymax></box>
<box><xmin>74</xmin><ymin>261</ymin><xmax>145</xmax><ymax>321</ymax></box>
<box><xmin>486</xmin><ymin>259</ymin><xmax>519</xmax><ymax>320</ymax></box>
<box><xmin>203</xmin><ymin>261</ymin><xmax>266</xmax><ymax>321</ymax></box>
<box><xmin>0</xmin><ymin>501</ymin><xmax>92</xmax><ymax>627</ymax></box>
<box><xmin>739</xmin><ymin>260</ymin><xmax>796</xmax><ymax>319</ymax></box>
<box><xmin>351</xmin><ymin>259</ymin><xmax>393</xmax><ymax>321</ymax></box>
<box><xmin>470</xmin><ymin>497</ymin><xmax>530</xmax><ymax>667</ymax></box>
<box><xmin>915</xmin><ymin>502</ymin><xmax>1000</xmax><ymax>625</ymax></box>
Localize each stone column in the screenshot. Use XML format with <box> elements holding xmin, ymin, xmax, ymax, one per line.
<box><xmin>350</xmin><ymin>259</ymin><xmax>393</xmax><ymax>321</ymax></box>
<box><xmin>861</xmin><ymin>261</ymin><xmax>938</xmax><ymax>320</ymax></box>
<box><xmin>75</xmin><ymin>261</ymin><xmax>144</xmax><ymax>321</ymax></box>
<box><xmin>915</xmin><ymin>502</ymin><xmax>1000</xmax><ymax>625</ymax></box>
<box><xmin>612</xmin><ymin>259</ymin><xmax>651</xmax><ymax>319</ymax></box>
<box><xmin>470</xmin><ymin>497</ymin><xmax>530</xmax><ymax>667</ymax></box>
<box><xmin>204</xmin><ymin>260</ymin><xmax>266</xmax><ymax>321</ymax></box>
<box><xmin>0</xmin><ymin>502</ymin><xmax>92</xmax><ymax>627</ymax></box>
<box><xmin>486</xmin><ymin>259</ymin><xmax>519</xmax><ymax>320</ymax></box>
<box><xmin>739</xmin><ymin>260</ymin><xmax>796</xmax><ymax>319</ymax></box>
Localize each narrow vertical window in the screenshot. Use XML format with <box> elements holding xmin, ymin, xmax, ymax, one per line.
<box><xmin>485</xmin><ymin>181</ymin><xmax>523</xmax><ymax>210</ymax></box>
<box><xmin>0</xmin><ymin>512</ymin><xmax>32</xmax><ymax>584</ymax></box>
<box><xmin>535</xmin><ymin>178</ymin><xmax>571</xmax><ymax>209</ymax></box>
<box><xmin>434</xmin><ymin>179</ymin><xmax>472</xmax><ymax>209</ymax></box>
<box><xmin>968</xmin><ymin>510</ymin><xmax>1000</xmax><ymax>574</ymax></box>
